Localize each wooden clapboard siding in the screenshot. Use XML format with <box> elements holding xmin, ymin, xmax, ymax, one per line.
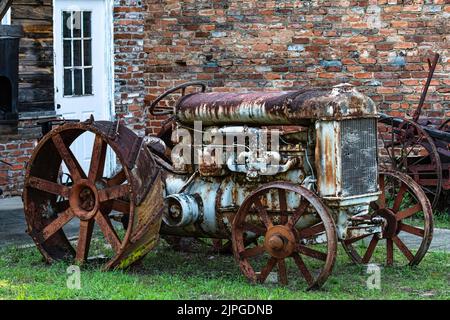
<box><xmin>11</xmin><ymin>0</ymin><xmax>54</xmax><ymax>112</ymax></box>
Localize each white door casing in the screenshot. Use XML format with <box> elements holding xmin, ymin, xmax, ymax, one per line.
<box><xmin>1</xmin><ymin>8</ymin><xmax>11</xmax><ymax>25</ymax></box>
<box><xmin>53</xmin><ymin>0</ymin><xmax>115</xmax><ymax>176</ymax></box>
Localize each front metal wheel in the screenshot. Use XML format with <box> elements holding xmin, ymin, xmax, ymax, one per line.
<box><xmin>231</xmin><ymin>182</ymin><xmax>337</xmax><ymax>290</ymax></box>
<box><xmin>342</xmin><ymin>169</ymin><xmax>433</xmax><ymax>266</ymax></box>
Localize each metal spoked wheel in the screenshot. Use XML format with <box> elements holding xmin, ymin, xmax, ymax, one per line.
<box><xmin>342</xmin><ymin>169</ymin><xmax>433</xmax><ymax>266</ymax></box>
<box><xmin>378</xmin><ymin>116</ymin><xmax>442</xmax><ymax>209</ymax></box>
<box><xmin>232</xmin><ymin>182</ymin><xmax>337</xmax><ymax>290</ymax></box>
<box><xmin>23</xmin><ymin>121</ymin><xmax>163</xmax><ymax>269</ymax></box>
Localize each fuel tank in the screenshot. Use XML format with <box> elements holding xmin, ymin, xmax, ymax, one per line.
<box><xmin>175</xmin><ymin>84</ymin><xmax>376</xmax><ymax>126</ymax></box>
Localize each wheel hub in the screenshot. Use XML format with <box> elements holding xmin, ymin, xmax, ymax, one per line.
<box><xmin>69</xmin><ymin>180</ymin><xmax>99</xmax><ymax>220</ymax></box>
<box><xmin>264</xmin><ymin>225</ymin><xmax>296</xmax><ymax>259</ymax></box>
<box><xmin>374</xmin><ymin>208</ymin><xmax>398</xmax><ymax>238</ymax></box>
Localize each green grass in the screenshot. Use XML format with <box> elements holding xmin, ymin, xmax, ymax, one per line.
<box><xmin>433</xmin><ymin>210</ymin><xmax>450</xmax><ymax>229</ymax></box>
<box><xmin>0</xmin><ymin>239</ymin><xmax>449</xmax><ymax>300</ymax></box>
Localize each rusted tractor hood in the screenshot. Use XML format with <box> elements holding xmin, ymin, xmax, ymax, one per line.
<box><xmin>176</xmin><ymin>84</ymin><xmax>376</xmax><ymax>125</ymax></box>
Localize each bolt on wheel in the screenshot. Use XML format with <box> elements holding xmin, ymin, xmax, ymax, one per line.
<box><xmin>342</xmin><ymin>169</ymin><xmax>433</xmax><ymax>266</ymax></box>
<box><xmin>232</xmin><ymin>182</ymin><xmax>337</xmax><ymax>290</ymax></box>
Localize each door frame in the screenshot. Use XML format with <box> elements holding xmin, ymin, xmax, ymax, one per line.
<box><xmin>52</xmin><ymin>0</ymin><xmax>115</xmax><ymax>121</ymax></box>
<box><xmin>52</xmin><ymin>0</ymin><xmax>116</xmax><ymax>174</ymax></box>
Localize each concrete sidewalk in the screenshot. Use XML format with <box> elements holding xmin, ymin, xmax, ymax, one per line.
<box><xmin>0</xmin><ymin>197</ymin><xmax>79</xmax><ymax>248</ymax></box>
<box><xmin>0</xmin><ymin>197</ymin><xmax>448</xmax><ymax>252</ymax></box>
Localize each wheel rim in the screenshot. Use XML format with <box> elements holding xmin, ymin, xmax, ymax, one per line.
<box><xmin>23</xmin><ymin>121</ymin><xmax>163</xmax><ymax>269</ymax></box>
<box><xmin>342</xmin><ymin>169</ymin><xmax>433</xmax><ymax>266</ymax></box>
<box><xmin>378</xmin><ymin>117</ymin><xmax>442</xmax><ymax>208</ymax></box>
<box><xmin>232</xmin><ymin>182</ymin><xmax>337</xmax><ymax>290</ymax></box>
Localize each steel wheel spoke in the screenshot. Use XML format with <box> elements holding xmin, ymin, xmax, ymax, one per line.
<box><xmin>277</xmin><ymin>259</ymin><xmax>288</xmax><ymax>285</ymax></box>
<box><xmin>342</xmin><ymin>243</ymin><xmax>362</xmax><ymax>264</ymax></box>
<box><xmin>107</xmin><ymin>169</ymin><xmax>126</xmax><ymax>187</ymax></box>
<box><xmin>292</xmin><ymin>253</ymin><xmax>314</xmax><ymax>287</ymax></box>
<box><xmin>27</xmin><ymin>176</ymin><xmax>70</xmax><ymax>198</ymax></box>
<box><xmin>343</xmin><ymin>233</ymin><xmax>371</xmax><ymax>245</ymax></box>
<box><xmin>392</xmin><ymin>183</ymin><xmax>407</xmax><ymax>212</ymax></box>
<box><xmin>278</xmin><ymin>189</ymin><xmax>288</xmax><ymax>224</ymax></box>
<box><xmin>257</xmin><ymin>257</ymin><xmax>277</xmax><ymax>283</ymax></box>
<box><xmin>254</xmin><ymin>198</ymin><xmax>273</xmax><ymax>228</ymax></box>
<box><xmin>241</xmin><ymin>222</ymin><xmax>266</xmax><ymax>236</ymax></box>
<box><xmin>75</xmin><ymin>219</ymin><xmax>94</xmax><ymax>263</ymax></box>
<box><xmin>297</xmin><ymin>244</ymin><xmax>327</xmax><ymax>261</ymax></box>
<box><xmin>287</xmin><ymin>201</ymin><xmax>309</xmax><ymax>228</ymax></box>
<box><xmin>378</xmin><ymin>175</ymin><xmax>386</xmax><ymax>208</ymax></box>
<box><xmin>98</xmin><ymin>184</ymin><xmax>129</xmax><ymax>203</ymax></box>
<box><xmin>401</xmin><ymin>135</ymin><xmax>425</xmax><ymax>163</ymax></box>
<box><xmin>396</xmin><ymin>203</ymin><xmax>422</xmax><ymax>221</ymax></box>
<box><xmin>37</xmin><ymin>208</ymin><xmax>74</xmax><ymax>243</ymax></box>
<box><xmin>361</xmin><ymin>235</ymin><xmax>378</xmax><ymax>264</ymax></box>
<box><xmin>380</xmin><ymin>129</ymin><xmax>396</xmax><ymax>166</ymax></box>
<box><xmin>88</xmin><ymin>135</ymin><xmax>107</xmax><ymax>183</ymax></box>
<box><xmin>240</xmin><ymin>245</ymin><xmax>265</xmax><ymax>258</ymax></box>
<box><xmin>392</xmin><ymin>236</ymin><xmax>414</xmax><ymax>262</ymax></box>
<box><xmin>94</xmin><ymin>211</ymin><xmax>121</xmax><ymax>253</ymax></box>
<box><xmin>298</xmin><ymin>223</ymin><xmax>325</xmax><ymax>239</ymax></box>
<box><xmin>111</xmin><ymin>199</ymin><xmax>131</xmax><ymax>214</ymax></box>
<box><xmin>52</xmin><ymin>134</ymin><xmax>86</xmax><ymax>182</ymax></box>
<box><xmin>386</xmin><ymin>238</ymin><xmax>394</xmax><ymax>266</ymax></box>
<box><xmin>399</xmin><ymin>223</ymin><xmax>425</xmax><ymax>237</ymax></box>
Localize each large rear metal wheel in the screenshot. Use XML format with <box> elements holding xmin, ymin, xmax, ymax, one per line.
<box><xmin>342</xmin><ymin>169</ymin><xmax>433</xmax><ymax>266</ymax></box>
<box><xmin>232</xmin><ymin>182</ymin><xmax>337</xmax><ymax>290</ymax></box>
<box><xmin>23</xmin><ymin>121</ymin><xmax>164</xmax><ymax>269</ymax></box>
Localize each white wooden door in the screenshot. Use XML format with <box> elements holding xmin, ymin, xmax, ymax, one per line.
<box><xmin>54</xmin><ymin>0</ymin><xmax>113</xmax><ymax>175</ymax></box>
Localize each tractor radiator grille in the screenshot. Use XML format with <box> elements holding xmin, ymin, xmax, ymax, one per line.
<box><xmin>340</xmin><ymin>118</ymin><xmax>378</xmax><ymax>197</ymax></box>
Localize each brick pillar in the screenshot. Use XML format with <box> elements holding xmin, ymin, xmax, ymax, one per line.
<box><xmin>114</xmin><ymin>0</ymin><xmax>147</xmax><ymax>134</ymax></box>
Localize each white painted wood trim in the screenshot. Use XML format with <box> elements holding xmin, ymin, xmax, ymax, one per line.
<box><xmin>105</xmin><ymin>0</ymin><xmax>115</xmax><ymax>121</ymax></box>
<box><xmin>104</xmin><ymin>0</ymin><xmax>117</xmax><ymax>175</ymax></box>
<box><xmin>1</xmin><ymin>8</ymin><xmax>11</xmax><ymax>25</ymax></box>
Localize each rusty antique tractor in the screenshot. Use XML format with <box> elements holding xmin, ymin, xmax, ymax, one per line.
<box><xmin>23</xmin><ymin>83</ymin><xmax>433</xmax><ymax>290</ymax></box>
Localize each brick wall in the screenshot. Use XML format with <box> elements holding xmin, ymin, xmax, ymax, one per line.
<box><xmin>1</xmin><ymin>0</ymin><xmax>449</xmax><ymax>196</ymax></box>
<box><xmin>113</xmin><ymin>0</ymin><xmax>148</xmax><ymax>135</ymax></box>
<box><xmin>0</xmin><ymin>118</ymin><xmax>42</xmax><ymax>196</ymax></box>
<box><xmin>140</xmin><ymin>0</ymin><xmax>449</xmax><ymax>134</ymax></box>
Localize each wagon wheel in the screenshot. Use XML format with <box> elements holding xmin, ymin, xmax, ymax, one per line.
<box><xmin>23</xmin><ymin>121</ymin><xmax>163</xmax><ymax>269</ymax></box>
<box><xmin>232</xmin><ymin>182</ymin><xmax>337</xmax><ymax>290</ymax></box>
<box><xmin>378</xmin><ymin>116</ymin><xmax>442</xmax><ymax>208</ymax></box>
<box><xmin>342</xmin><ymin>169</ymin><xmax>433</xmax><ymax>266</ymax></box>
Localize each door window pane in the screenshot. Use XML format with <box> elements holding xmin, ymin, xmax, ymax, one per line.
<box><xmin>74</xmin><ymin>69</ymin><xmax>83</xmax><ymax>95</ymax></box>
<box><xmin>73</xmin><ymin>40</ymin><xmax>82</xmax><ymax>66</ymax></box>
<box><xmin>63</xmin><ymin>12</ymin><xmax>71</xmax><ymax>38</ymax></box>
<box><xmin>62</xmin><ymin>11</ymin><xmax>93</xmax><ymax>96</ymax></box>
<box><xmin>83</xmin><ymin>12</ymin><xmax>91</xmax><ymax>38</ymax></box>
<box><xmin>84</xmin><ymin>68</ymin><xmax>93</xmax><ymax>95</ymax></box>
<box><xmin>83</xmin><ymin>40</ymin><xmax>92</xmax><ymax>66</ymax></box>
<box><xmin>64</xmin><ymin>69</ymin><xmax>72</xmax><ymax>96</ymax></box>
<box><xmin>72</xmin><ymin>11</ymin><xmax>82</xmax><ymax>38</ymax></box>
<box><xmin>63</xmin><ymin>40</ymin><xmax>71</xmax><ymax>67</ymax></box>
